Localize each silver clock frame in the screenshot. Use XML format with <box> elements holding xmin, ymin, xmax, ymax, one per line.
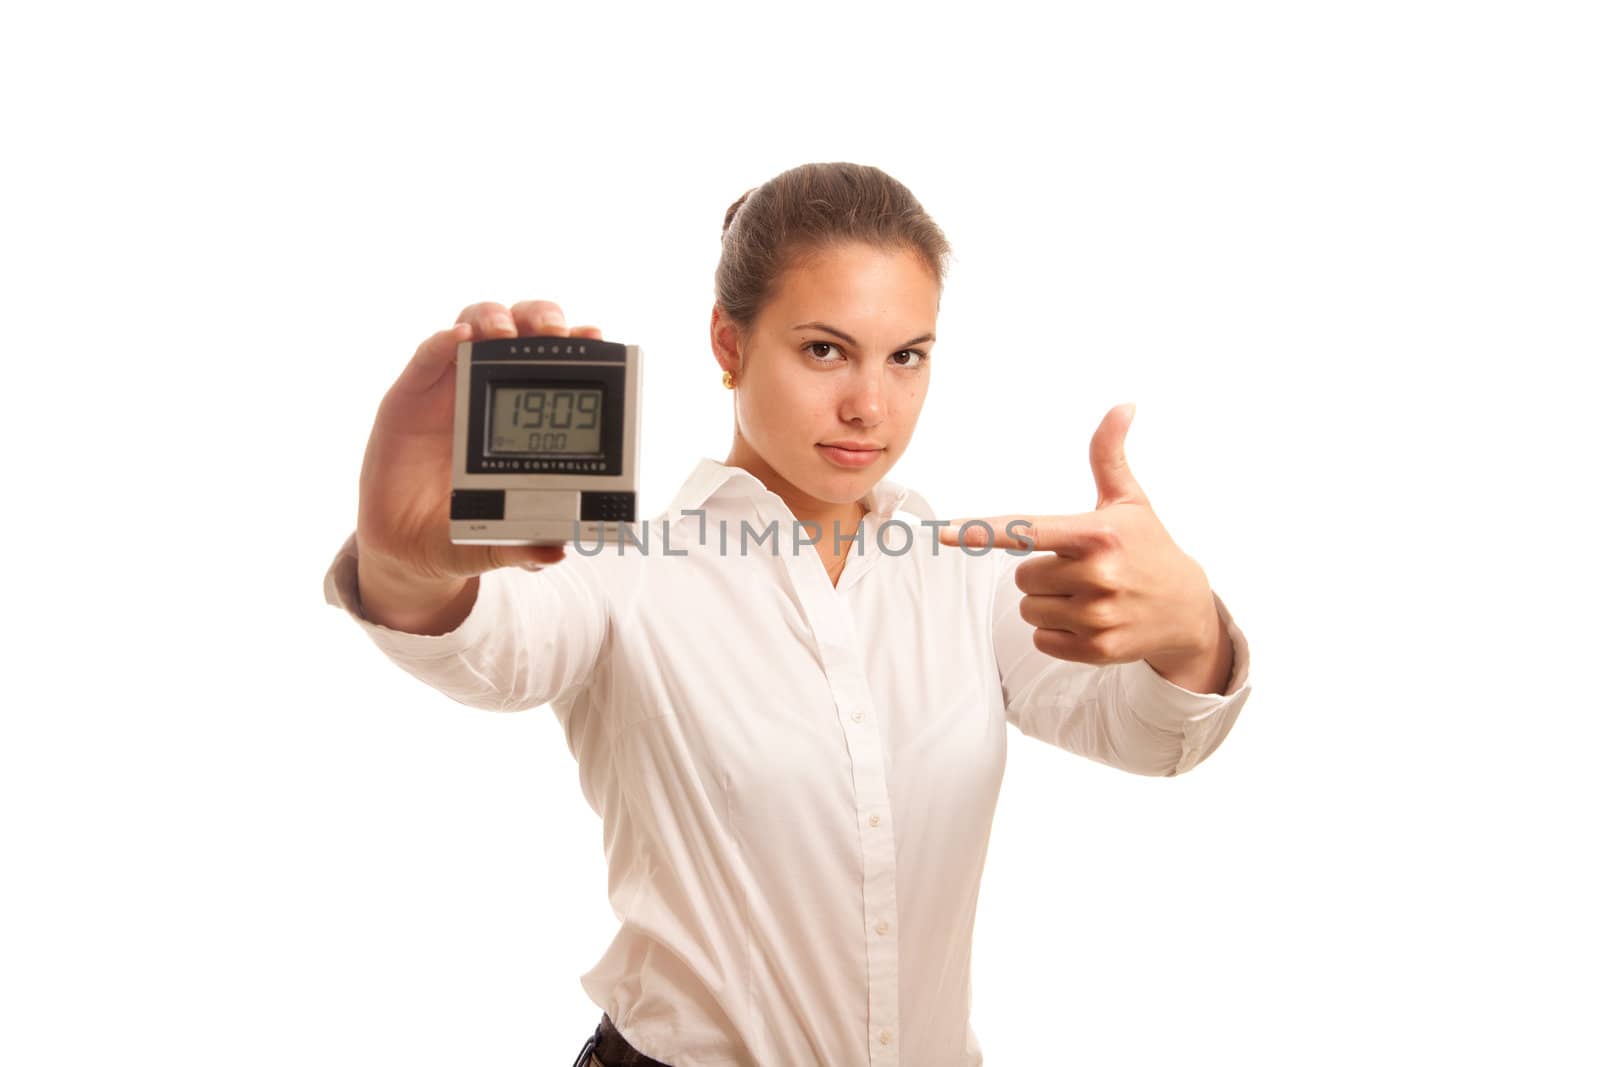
<box><xmin>449</xmin><ymin>337</ymin><xmax>642</xmax><ymax>546</ymax></box>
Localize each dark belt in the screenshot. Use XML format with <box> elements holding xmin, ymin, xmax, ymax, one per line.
<box><xmin>572</xmin><ymin>1012</ymin><xmax>674</xmax><ymax>1067</ymax></box>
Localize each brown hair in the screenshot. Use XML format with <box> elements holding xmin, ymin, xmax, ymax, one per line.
<box><xmin>715</xmin><ymin>162</ymin><xmax>952</xmax><ymax>336</ymax></box>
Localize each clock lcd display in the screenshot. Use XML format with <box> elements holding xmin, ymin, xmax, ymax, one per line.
<box><xmin>488</xmin><ymin>385</ymin><xmax>603</xmax><ymax>455</ymax></box>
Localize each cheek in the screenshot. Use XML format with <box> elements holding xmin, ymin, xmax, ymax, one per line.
<box><xmin>742</xmin><ymin>387</ymin><xmax>817</xmax><ymax>447</ymax></box>
<box><xmin>894</xmin><ymin>381</ymin><xmax>928</xmax><ymax>421</ymax></box>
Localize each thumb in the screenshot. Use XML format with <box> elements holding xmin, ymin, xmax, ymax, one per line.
<box><xmin>1090</xmin><ymin>402</ymin><xmax>1148</xmax><ymax>509</ymax></box>
<box><xmin>489</xmin><ymin>543</ymin><xmax>567</xmax><ymax>571</ymax></box>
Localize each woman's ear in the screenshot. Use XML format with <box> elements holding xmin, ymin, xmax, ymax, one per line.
<box><xmin>709</xmin><ymin>305</ymin><xmax>743</xmax><ymax>376</ymax></box>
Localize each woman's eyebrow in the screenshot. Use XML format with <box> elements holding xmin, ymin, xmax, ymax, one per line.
<box><xmin>791</xmin><ymin>321</ymin><xmax>936</xmax><ymax>347</ymax></box>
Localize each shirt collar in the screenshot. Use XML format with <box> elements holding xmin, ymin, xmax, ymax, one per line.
<box><xmin>663</xmin><ymin>456</ymin><xmax>935</xmax><ymax>524</ymax></box>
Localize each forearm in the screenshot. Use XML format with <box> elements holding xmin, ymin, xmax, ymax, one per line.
<box><xmin>356</xmin><ymin>552</ymin><xmax>479</xmax><ymax>636</ymax></box>
<box><xmin>1144</xmin><ymin>599</ymin><xmax>1232</xmax><ymax>695</ymax></box>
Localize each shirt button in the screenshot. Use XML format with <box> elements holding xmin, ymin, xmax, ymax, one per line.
<box><xmin>851</xmin><ymin>709</ymin><xmax>864</xmax><ymax>722</ymax></box>
<box><xmin>869</xmin><ymin>813</ymin><xmax>880</xmax><ymax>827</ymax></box>
<box><xmin>876</xmin><ymin>919</ymin><xmax>889</xmax><ymax>935</ymax></box>
<box><xmin>879</xmin><ymin>1030</ymin><xmax>892</xmax><ymax>1045</ymax></box>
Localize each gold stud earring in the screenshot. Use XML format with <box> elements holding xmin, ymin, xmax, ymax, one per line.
<box><xmin>722</xmin><ymin>369</ymin><xmax>736</xmax><ymax>389</ymax></box>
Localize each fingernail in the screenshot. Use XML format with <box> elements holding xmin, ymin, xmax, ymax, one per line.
<box><xmin>492</xmin><ymin>313</ymin><xmax>514</xmax><ymax>333</ymax></box>
<box><xmin>535</xmin><ymin>312</ymin><xmax>565</xmax><ymax>331</ymax></box>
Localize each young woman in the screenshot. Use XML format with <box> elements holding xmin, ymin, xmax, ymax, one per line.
<box><xmin>323</xmin><ymin>162</ymin><xmax>1253</xmax><ymax>1067</ymax></box>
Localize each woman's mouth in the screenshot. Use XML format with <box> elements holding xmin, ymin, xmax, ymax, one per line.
<box><xmin>817</xmin><ymin>443</ymin><xmax>884</xmax><ymax>469</ymax></box>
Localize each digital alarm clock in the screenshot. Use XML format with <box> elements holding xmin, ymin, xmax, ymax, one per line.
<box><xmin>450</xmin><ymin>333</ymin><xmax>641</xmax><ymax>545</ymax></box>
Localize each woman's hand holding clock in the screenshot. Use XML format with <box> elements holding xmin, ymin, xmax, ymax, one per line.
<box><xmin>353</xmin><ymin>300</ymin><xmax>605</xmax><ymax>633</ymax></box>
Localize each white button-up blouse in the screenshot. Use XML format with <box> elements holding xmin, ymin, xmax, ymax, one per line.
<box><xmin>321</xmin><ymin>457</ymin><xmax>1253</xmax><ymax>1067</ymax></box>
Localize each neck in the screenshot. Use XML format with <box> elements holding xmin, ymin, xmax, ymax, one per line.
<box><xmin>723</xmin><ymin>443</ymin><xmax>869</xmax><ymax>537</ymax></box>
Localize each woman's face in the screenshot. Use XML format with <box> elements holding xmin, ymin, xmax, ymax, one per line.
<box><xmin>713</xmin><ymin>240</ymin><xmax>940</xmax><ymax>512</ymax></box>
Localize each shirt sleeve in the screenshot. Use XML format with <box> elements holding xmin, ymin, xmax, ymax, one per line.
<box><xmin>320</xmin><ymin>531</ymin><xmax>610</xmax><ymax>713</ymax></box>
<box><xmin>989</xmin><ymin>548</ymin><xmax>1253</xmax><ymax>777</ymax></box>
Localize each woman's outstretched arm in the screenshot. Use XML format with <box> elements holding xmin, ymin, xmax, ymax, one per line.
<box><xmin>323</xmin><ymin>531</ymin><xmax>611</xmax><ymax>714</ymax></box>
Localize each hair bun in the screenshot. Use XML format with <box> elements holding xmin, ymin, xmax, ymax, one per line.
<box><xmin>722</xmin><ymin>190</ymin><xmax>754</xmax><ymax>237</ymax></box>
<box><xmin>713</xmin><ymin>163</ymin><xmax>950</xmax><ymax>335</ymax></box>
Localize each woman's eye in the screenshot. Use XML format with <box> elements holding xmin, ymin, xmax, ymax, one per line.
<box><xmin>805</xmin><ymin>342</ymin><xmax>928</xmax><ymax>368</ymax></box>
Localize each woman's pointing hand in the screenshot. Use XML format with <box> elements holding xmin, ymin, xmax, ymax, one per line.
<box><xmin>937</xmin><ymin>404</ymin><xmax>1228</xmax><ymax>688</ymax></box>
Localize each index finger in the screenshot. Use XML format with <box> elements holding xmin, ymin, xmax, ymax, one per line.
<box><xmin>392</xmin><ymin>322</ymin><xmax>473</xmax><ymax>395</ymax></box>
<box><xmin>454</xmin><ymin>300</ymin><xmax>521</xmax><ymax>340</ymax></box>
<box><xmin>509</xmin><ymin>299</ymin><xmax>570</xmax><ymax>337</ymax></box>
<box><xmin>936</xmin><ymin>514</ymin><xmax>1109</xmax><ymax>556</ymax></box>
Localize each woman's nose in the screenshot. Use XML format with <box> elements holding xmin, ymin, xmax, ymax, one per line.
<box><xmin>841</xmin><ymin>367</ymin><xmax>885</xmax><ymax>424</ymax></box>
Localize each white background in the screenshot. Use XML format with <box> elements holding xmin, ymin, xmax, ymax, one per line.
<box><xmin>3</xmin><ymin>1</ymin><xmax>1596</xmax><ymax>1064</ymax></box>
